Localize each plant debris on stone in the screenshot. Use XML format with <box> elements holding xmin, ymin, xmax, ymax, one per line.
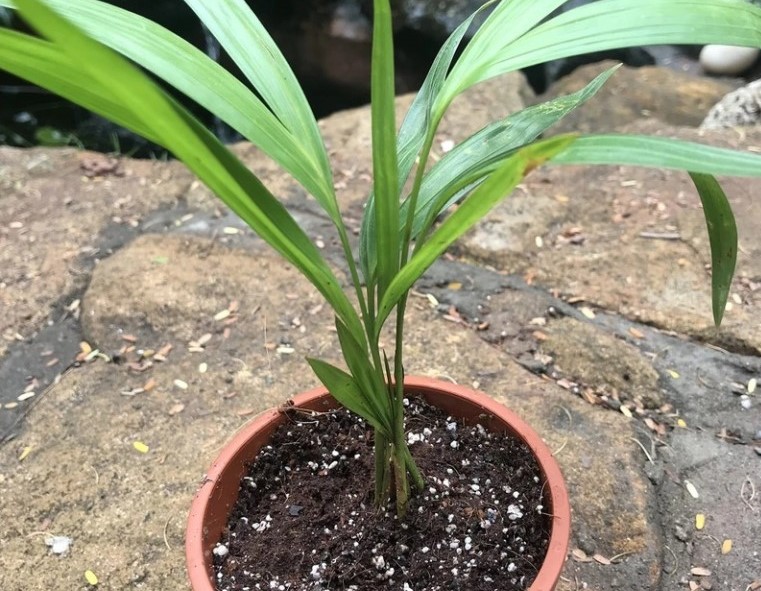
<box><xmin>213</xmin><ymin>398</ymin><xmax>550</xmax><ymax>591</ymax></box>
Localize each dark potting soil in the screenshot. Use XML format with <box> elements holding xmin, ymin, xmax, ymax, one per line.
<box><xmin>213</xmin><ymin>397</ymin><xmax>551</xmax><ymax>591</ymax></box>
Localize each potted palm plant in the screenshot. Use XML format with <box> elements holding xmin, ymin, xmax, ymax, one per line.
<box><xmin>2</xmin><ymin>0</ymin><xmax>760</xmax><ymax>589</ymax></box>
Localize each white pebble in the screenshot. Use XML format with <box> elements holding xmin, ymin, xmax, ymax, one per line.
<box><xmin>213</xmin><ymin>543</ymin><xmax>229</xmax><ymax>557</ymax></box>
<box><xmin>700</xmin><ymin>44</ymin><xmax>760</xmax><ymax>75</ymax></box>
<box><xmin>45</xmin><ymin>535</ymin><xmax>72</xmax><ymax>555</ymax></box>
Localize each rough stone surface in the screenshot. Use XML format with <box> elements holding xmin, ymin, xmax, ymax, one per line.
<box><xmin>533</xmin><ymin>61</ymin><xmax>739</xmax><ymax>134</ymax></box>
<box><xmin>541</xmin><ymin>318</ymin><xmax>663</xmax><ymax>409</ymax></box>
<box><xmin>2</xmin><ymin>67</ymin><xmax>761</xmax><ymax>591</ymax></box>
<box><xmin>461</xmin><ymin>119</ymin><xmax>761</xmax><ymax>355</ymax></box>
<box><xmin>702</xmin><ymin>78</ymin><xmax>761</xmax><ymax>129</ymax></box>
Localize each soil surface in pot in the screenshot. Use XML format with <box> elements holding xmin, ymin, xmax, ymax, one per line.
<box><xmin>213</xmin><ymin>398</ymin><xmax>550</xmax><ymax>591</ymax></box>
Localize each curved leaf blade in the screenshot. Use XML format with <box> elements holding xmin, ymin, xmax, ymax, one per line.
<box><xmin>689</xmin><ymin>173</ymin><xmax>738</xmax><ymax>326</ymax></box>
<box><xmin>307</xmin><ymin>359</ymin><xmax>389</xmax><ymax>434</ymax></box>
<box><xmin>7</xmin><ymin>0</ymin><xmax>366</xmax><ymax>346</ymax></box>
<box><xmin>360</xmin><ymin>2</ymin><xmax>492</xmax><ymax>281</ymax></box>
<box><xmin>446</xmin><ymin>0</ymin><xmax>761</xmax><ymax>100</ymax></box>
<box><xmin>370</xmin><ymin>0</ymin><xmax>400</xmax><ymax>299</ymax></box>
<box><xmin>0</xmin><ymin>29</ymin><xmax>159</xmax><ymax>144</ymax></box>
<box><xmin>0</xmin><ymin>0</ymin><xmax>335</xmax><ymax>210</ymax></box>
<box><xmin>410</xmin><ymin>64</ymin><xmax>620</xmax><ymax>240</ymax></box>
<box><xmin>335</xmin><ymin>318</ymin><xmax>393</xmax><ymax>432</ymax></box>
<box><xmin>552</xmin><ymin>134</ymin><xmax>761</xmax><ymax>177</ymax></box>
<box><xmin>181</xmin><ymin>0</ymin><xmax>334</xmax><ymax>207</ymax></box>
<box><xmin>377</xmin><ymin>136</ymin><xmax>576</xmax><ymax>326</ymax></box>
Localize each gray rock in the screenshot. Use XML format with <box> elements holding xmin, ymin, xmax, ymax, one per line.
<box><xmin>701</xmin><ymin>79</ymin><xmax>761</xmax><ymax>129</ymax></box>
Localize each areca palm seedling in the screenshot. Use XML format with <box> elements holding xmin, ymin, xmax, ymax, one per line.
<box><xmin>2</xmin><ymin>0</ymin><xmax>761</xmax><ymax>517</ymax></box>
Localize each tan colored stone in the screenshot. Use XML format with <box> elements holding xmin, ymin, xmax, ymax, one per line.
<box><xmin>0</xmin><ymin>234</ymin><xmax>657</xmax><ymax>590</ymax></box>
<box><xmin>0</xmin><ymin>147</ymin><xmax>194</xmax><ymax>357</ymax></box>
<box><xmin>461</xmin><ymin>120</ymin><xmax>761</xmax><ymax>353</ymax></box>
<box><xmin>535</xmin><ymin>61</ymin><xmax>739</xmax><ymax>134</ymax></box>
<box><xmin>541</xmin><ymin>318</ymin><xmax>662</xmax><ymax>408</ymax></box>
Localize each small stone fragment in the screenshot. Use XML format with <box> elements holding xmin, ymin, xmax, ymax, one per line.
<box><xmin>685</xmin><ymin>480</ymin><xmax>699</xmax><ymax>499</ymax></box>
<box><xmin>168</xmin><ymin>403</ymin><xmax>185</xmax><ymax>416</ymax></box>
<box><xmin>45</xmin><ymin>535</ymin><xmax>72</xmax><ymax>555</ymax></box>
<box><xmin>691</xmin><ymin>566</ymin><xmax>711</xmax><ymax>577</ymax></box>
<box><xmin>174</xmin><ymin>379</ymin><xmax>188</xmax><ymax>390</ymax></box>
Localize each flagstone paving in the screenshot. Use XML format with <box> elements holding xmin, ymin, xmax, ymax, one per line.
<box><xmin>1</xmin><ymin>66</ymin><xmax>759</xmax><ymax>591</ymax></box>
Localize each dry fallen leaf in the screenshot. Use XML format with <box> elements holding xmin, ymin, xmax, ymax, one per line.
<box><xmin>580</xmin><ymin>306</ymin><xmax>596</xmax><ymax>319</ymax></box>
<box><xmin>721</xmin><ymin>539</ymin><xmax>733</xmax><ymax>554</ymax></box>
<box><xmin>133</xmin><ymin>441</ymin><xmax>149</xmax><ymax>454</ymax></box>
<box><xmin>592</xmin><ymin>553</ymin><xmax>611</xmax><ymax>565</ymax></box>
<box><xmin>18</xmin><ymin>446</ymin><xmax>32</xmax><ymax>461</ymax></box>
<box><xmin>667</xmin><ymin>369</ymin><xmax>680</xmax><ymax>379</ymax></box>
<box><xmin>168</xmin><ymin>403</ymin><xmax>185</xmax><ymax>416</ymax></box>
<box><xmin>214</xmin><ymin>309</ymin><xmax>231</xmax><ymax>321</ymax></box>
<box><xmin>533</xmin><ymin>330</ymin><xmax>548</xmax><ymax>342</ymax></box>
<box><xmin>629</xmin><ymin>327</ymin><xmax>645</xmax><ymax>339</ymax></box>
<box><xmin>571</xmin><ymin>548</ymin><xmax>592</xmax><ymax>562</ymax></box>
<box><xmin>620</xmin><ymin>406</ymin><xmax>633</xmax><ymax>418</ymax></box>
<box><xmin>677</xmin><ymin>418</ymin><xmax>687</xmax><ymax>428</ymax></box>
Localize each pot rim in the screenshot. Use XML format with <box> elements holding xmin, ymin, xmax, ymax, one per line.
<box><xmin>186</xmin><ymin>375</ymin><xmax>570</xmax><ymax>591</ymax></box>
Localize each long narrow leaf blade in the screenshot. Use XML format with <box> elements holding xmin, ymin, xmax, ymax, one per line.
<box><xmin>0</xmin><ymin>0</ymin><xmax>335</xmax><ymax>209</ymax></box>
<box><xmin>552</xmin><ymin>135</ymin><xmax>761</xmax><ymax>177</ymax></box>
<box><xmin>377</xmin><ymin>136</ymin><xmax>576</xmax><ymax>325</ymax></box>
<box><xmin>459</xmin><ymin>0</ymin><xmax>761</xmax><ymax>92</ymax></box>
<box><xmin>307</xmin><ymin>359</ymin><xmax>389</xmax><ymax>434</ymax></box>
<box><xmin>443</xmin><ymin>0</ymin><xmax>568</xmax><ymax>103</ymax></box>
<box><xmin>181</xmin><ymin>0</ymin><xmax>334</xmax><ymax>205</ymax></box>
<box><xmin>689</xmin><ymin>173</ymin><xmax>738</xmax><ymax>326</ymax></box>
<box><xmin>360</xmin><ymin>3</ymin><xmax>488</xmax><ymax>280</ymax></box>
<box><xmin>370</xmin><ymin>0</ymin><xmax>400</xmax><ymax>298</ymax></box>
<box><xmin>335</xmin><ymin>319</ymin><xmax>393</xmax><ymax>432</ymax></box>
<box><xmin>0</xmin><ymin>29</ymin><xmax>159</xmax><ymax>143</ymax></box>
<box><xmin>410</xmin><ymin>64</ymin><xmax>620</xmax><ymax>239</ymax></box>
<box><xmin>8</xmin><ymin>0</ymin><xmax>366</xmax><ymax>346</ymax></box>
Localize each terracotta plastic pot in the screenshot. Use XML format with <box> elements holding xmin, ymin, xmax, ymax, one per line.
<box><xmin>186</xmin><ymin>376</ymin><xmax>570</xmax><ymax>590</ymax></box>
